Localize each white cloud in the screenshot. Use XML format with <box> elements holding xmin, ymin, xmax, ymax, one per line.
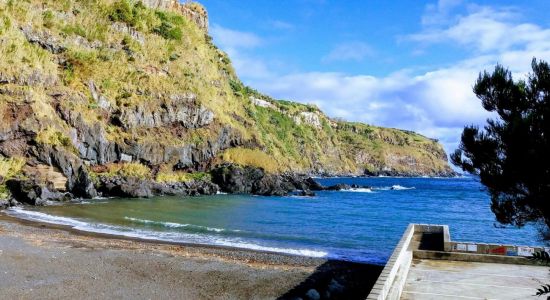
<box><xmin>211</xmin><ymin>3</ymin><xmax>550</xmax><ymax>156</ymax></box>
<box><xmin>322</xmin><ymin>42</ymin><xmax>375</xmax><ymax>62</ymax></box>
<box><xmin>422</xmin><ymin>0</ymin><xmax>463</xmax><ymax>26</ymax></box>
<box><xmin>211</xmin><ymin>24</ymin><xmax>263</xmax><ymax>49</ymax></box>
<box><xmin>410</xmin><ymin>5</ymin><xmax>550</xmax><ymax>54</ymax></box>
<box><xmin>211</xmin><ymin>24</ymin><xmax>274</xmax><ymax>79</ymax></box>
<box><xmin>247</xmin><ymin>64</ymin><xmax>491</xmax><ymax>154</ymax></box>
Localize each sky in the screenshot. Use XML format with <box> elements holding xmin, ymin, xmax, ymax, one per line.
<box><xmin>200</xmin><ymin>0</ymin><xmax>550</xmax><ymax>155</ymax></box>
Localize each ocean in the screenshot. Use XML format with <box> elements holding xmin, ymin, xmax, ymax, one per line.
<box><xmin>6</xmin><ymin>176</ymin><xmax>543</xmax><ymax>265</ymax></box>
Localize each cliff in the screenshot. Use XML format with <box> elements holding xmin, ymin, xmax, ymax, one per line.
<box><xmin>0</xmin><ymin>0</ymin><xmax>454</xmax><ymax>202</ymax></box>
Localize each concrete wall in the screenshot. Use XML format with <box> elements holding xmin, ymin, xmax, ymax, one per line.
<box><xmin>367</xmin><ymin>224</ymin><xmax>447</xmax><ymax>300</ymax></box>
<box><xmin>366</xmin><ymin>224</ymin><xmax>415</xmax><ymax>300</ymax></box>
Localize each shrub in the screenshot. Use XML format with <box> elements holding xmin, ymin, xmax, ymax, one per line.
<box><xmin>109</xmin><ymin>0</ymin><xmax>134</xmax><ymax>25</ymax></box>
<box><xmin>36</xmin><ymin>127</ymin><xmax>72</xmax><ymax>148</ymax></box>
<box><xmin>153</xmin><ymin>11</ymin><xmax>184</xmax><ymax>40</ymax></box>
<box><xmin>42</xmin><ymin>10</ymin><xmax>54</xmax><ymax>28</ymax></box>
<box><xmin>154</xmin><ymin>21</ymin><xmax>182</xmax><ymax>40</ymax></box>
<box><xmin>156</xmin><ymin>168</ymin><xmax>211</xmax><ymax>183</ymax></box>
<box><xmin>0</xmin><ymin>156</ymin><xmax>26</xmax><ymax>180</ymax></box>
<box><xmin>0</xmin><ymin>156</ymin><xmax>26</xmax><ymax>199</ymax></box>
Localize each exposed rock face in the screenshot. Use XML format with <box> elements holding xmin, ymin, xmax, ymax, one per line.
<box><xmin>294</xmin><ymin>112</ymin><xmax>322</xmax><ymax>128</ymax></box>
<box><xmin>29</xmin><ymin>145</ymin><xmax>98</xmax><ymax>198</ymax></box>
<box><xmin>20</xmin><ymin>26</ymin><xmax>66</xmax><ymax>54</ymax></box>
<box><xmin>141</xmin><ymin>0</ymin><xmax>209</xmax><ymax>32</ymax></box>
<box><xmin>113</xmin><ymin>93</ymin><xmax>214</xmax><ymax>130</ymax></box>
<box><xmin>250</xmin><ymin>97</ymin><xmax>277</xmax><ymax>110</ymax></box>
<box><xmin>5</xmin><ymin>179</ymin><xmax>71</xmax><ymax>206</ymax></box>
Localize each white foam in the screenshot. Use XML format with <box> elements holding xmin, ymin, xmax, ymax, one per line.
<box><xmin>123</xmin><ymin>217</ymin><xmax>235</xmax><ymax>233</ymax></box>
<box><xmin>372</xmin><ymin>185</ymin><xmax>416</xmax><ymax>191</ymax></box>
<box><xmin>343</xmin><ymin>188</ymin><xmax>374</xmax><ymax>193</ymax></box>
<box><xmin>7</xmin><ymin>208</ymin><xmax>327</xmax><ymax>258</ymax></box>
<box><xmin>391</xmin><ymin>185</ymin><xmax>415</xmax><ymax>190</ymax></box>
<box><xmin>216</xmin><ymin>191</ymin><xmax>228</xmax><ymax>195</ymax></box>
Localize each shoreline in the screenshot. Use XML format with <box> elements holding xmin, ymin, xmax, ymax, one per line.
<box><xmin>0</xmin><ymin>211</ymin><xmax>327</xmax><ymax>266</ymax></box>
<box><xmin>0</xmin><ymin>212</ymin><xmax>383</xmax><ymax>299</ymax></box>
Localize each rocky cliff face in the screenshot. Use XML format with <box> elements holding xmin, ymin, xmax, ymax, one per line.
<box><xmin>0</xmin><ymin>0</ymin><xmax>454</xmax><ymax>205</ymax></box>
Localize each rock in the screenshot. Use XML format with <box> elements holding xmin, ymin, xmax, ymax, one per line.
<box><xmin>20</xmin><ymin>26</ymin><xmax>66</xmax><ymax>54</ymax></box>
<box><xmin>120</xmin><ymin>154</ymin><xmax>133</xmax><ymax>163</ymax></box>
<box><xmin>293</xmin><ymin>112</ymin><xmax>322</xmax><ymax>128</ymax></box>
<box><xmin>9</xmin><ymin>198</ymin><xmax>20</xmax><ymax>206</ymax></box>
<box><xmin>305</xmin><ymin>289</ymin><xmax>320</xmax><ymax>300</ymax></box>
<box><xmin>97</xmin><ymin>176</ymin><xmax>219</xmax><ymax>198</ymax></box>
<box><xmin>325</xmin><ymin>183</ymin><xmax>352</xmax><ymax>191</ymax></box>
<box><xmin>5</xmin><ymin>179</ymin><xmax>40</xmax><ymax>205</ymax></box>
<box><xmin>210</xmin><ymin>164</ymin><xmax>262</xmax><ymax>194</ymax></box>
<box><xmin>250</xmin><ymin>97</ymin><xmax>277</xmax><ymax>109</ymax></box>
<box><xmin>328</xmin><ymin>279</ymin><xmax>345</xmax><ymax>294</ymax></box>
<box><xmin>298</xmin><ymin>190</ymin><xmax>316</xmax><ymax>197</ymax></box>
<box><xmin>5</xmin><ymin>179</ymin><xmax>71</xmax><ymax>205</ymax></box>
<box><xmin>211</xmin><ymin>164</ymin><xmax>322</xmax><ymax>196</ymax></box>
<box><xmin>111</xmin><ymin>22</ymin><xmax>145</xmax><ymax>45</ymax></box>
<box><xmin>113</xmin><ymin>93</ymin><xmax>214</xmax><ymax>130</ymax></box>
<box><xmin>88</xmin><ymin>81</ymin><xmax>111</xmax><ymax>110</ymax></box>
<box><xmin>0</xmin><ymin>199</ymin><xmax>10</xmax><ymax>209</ymax></box>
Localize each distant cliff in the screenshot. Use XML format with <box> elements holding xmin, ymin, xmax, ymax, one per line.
<box><xmin>0</xmin><ymin>0</ymin><xmax>454</xmax><ymax>203</ymax></box>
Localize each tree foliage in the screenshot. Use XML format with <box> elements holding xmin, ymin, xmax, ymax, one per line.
<box><xmin>452</xmin><ymin>59</ymin><xmax>550</xmax><ymax>230</ymax></box>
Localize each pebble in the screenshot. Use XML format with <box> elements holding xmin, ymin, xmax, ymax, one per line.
<box><xmin>305</xmin><ymin>289</ymin><xmax>320</xmax><ymax>300</ymax></box>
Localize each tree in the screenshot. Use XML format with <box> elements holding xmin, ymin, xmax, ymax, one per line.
<box><xmin>452</xmin><ymin>58</ymin><xmax>550</xmax><ymax>234</ymax></box>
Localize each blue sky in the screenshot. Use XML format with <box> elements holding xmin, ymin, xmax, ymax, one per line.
<box><xmin>201</xmin><ymin>0</ymin><xmax>550</xmax><ymax>154</ymax></box>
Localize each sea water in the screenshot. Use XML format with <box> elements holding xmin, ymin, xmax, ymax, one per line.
<box><xmin>7</xmin><ymin>177</ymin><xmax>543</xmax><ymax>264</ymax></box>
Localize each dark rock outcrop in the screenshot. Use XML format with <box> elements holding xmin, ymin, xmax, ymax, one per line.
<box><xmin>210</xmin><ymin>164</ymin><xmax>322</xmax><ymax>196</ymax></box>
<box><xmin>6</xmin><ymin>179</ymin><xmax>71</xmax><ymax>205</ymax></box>
<box><xmin>96</xmin><ymin>176</ymin><xmax>219</xmax><ymax>198</ymax></box>
<box><xmin>29</xmin><ymin>145</ymin><xmax>98</xmax><ymax>198</ymax></box>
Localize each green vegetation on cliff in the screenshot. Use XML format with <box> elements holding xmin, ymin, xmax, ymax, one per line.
<box><xmin>0</xmin><ymin>0</ymin><xmax>453</xmax><ymax>194</ymax></box>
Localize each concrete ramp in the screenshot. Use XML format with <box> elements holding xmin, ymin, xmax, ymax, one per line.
<box><xmin>402</xmin><ymin>259</ymin><xmax>547</xmax><ymax>299</ymax></box>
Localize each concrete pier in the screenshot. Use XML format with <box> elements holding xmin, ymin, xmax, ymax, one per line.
<box><xmin>367</xmin><ymin>224</ymin><xmax>550</xmax><ymax>300</ymax></box>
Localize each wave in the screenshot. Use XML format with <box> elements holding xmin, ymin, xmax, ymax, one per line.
<box><xmin>391</xmin><ymin>185</ymin><xmax>415</xmax><ymax>190</ymax></box>
<box><xmin>343</xmin><ymin>188</ymin><xmax>374</xmax><ymax>193</ymax></box>
<box><xmin>372</xmin><ymin>185</ymin><xmax>416</xmax><ymax>191</ymax></box>
<box><xmin>6</xmin><ymin>208</ymin><xmax>328</xmax><ymax>258</ymax></box>
<box><xmin>123</xmin><ymin>216</ymin><xmax>238</xmax><ymax>233</ymax></box>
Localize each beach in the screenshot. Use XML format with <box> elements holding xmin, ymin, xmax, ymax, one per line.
<box><xmin>0</xmin><ymin>214</ymin><xmax>381</xmax><ymax>300</ymax></box>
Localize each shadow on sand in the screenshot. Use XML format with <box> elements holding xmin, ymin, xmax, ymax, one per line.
<box><xmin>277</xmin><ymin>260</ymin><xmax>383</xmax><ymax>300</ymax></box>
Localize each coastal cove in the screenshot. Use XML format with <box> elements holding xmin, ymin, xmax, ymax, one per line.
<box><xmin>5</xmin><ymin>177</ymin><xmax>542</xmax><ymax>264</ymax></box>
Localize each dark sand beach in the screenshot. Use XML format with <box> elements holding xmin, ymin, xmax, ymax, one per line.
<box><xmin>0</xmin><ymin>214</ymin><xmax>382</xmax><ymax>300</ymax></box>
